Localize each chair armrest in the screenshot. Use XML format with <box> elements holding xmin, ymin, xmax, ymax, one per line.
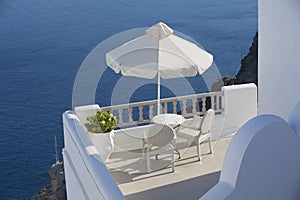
<box><xmin>178</xmin><ymin>123</ymin><xmax>199</xmax><ymax>131</ymax></box>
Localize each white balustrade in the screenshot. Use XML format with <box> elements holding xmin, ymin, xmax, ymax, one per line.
<box><xmin>101</xmin><ymin>92</ymin><xmax>224</xmax><ymax>127</ymax></box>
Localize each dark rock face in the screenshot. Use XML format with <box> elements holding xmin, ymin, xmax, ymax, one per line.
<box><xmin>211</xmin><ymin>32</ymin><xmax>258</xmax><ymax>90</ymax></box>
<box><xmin>31</xmin><ymin>162</ymin><xmax>67</xmax><ymax>200</ymax></box>
<box><xmin>211</xmin><ymin>76</ymin><xmax>237</xmax><ymax>91</ymax></box>
<box><xmin>235</xmin><ymin>32</ymin><xmax>258</xmax><ymax>85</ymax></box>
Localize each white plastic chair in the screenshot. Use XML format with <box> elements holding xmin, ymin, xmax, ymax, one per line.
<box><xmin>177</xmin><ymin>109</ymin><xmax>215</xmax><ymax>162</ymax></box>
<box><xmin>145</xmin><ymin>124</ymin><xmax>176</xmax><ymax>173</ymax></box>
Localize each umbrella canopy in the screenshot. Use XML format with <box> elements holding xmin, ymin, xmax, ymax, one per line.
<box><xmin>106</xmin><ymin>22</ymin><xmax>214</xmax><ymax>114</ymax></box>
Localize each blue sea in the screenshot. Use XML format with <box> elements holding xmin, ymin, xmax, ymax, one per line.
<box><xmin>0</xmin><ymin>0</ymin><xmax>257</xmax><ymax>199</ymax></box>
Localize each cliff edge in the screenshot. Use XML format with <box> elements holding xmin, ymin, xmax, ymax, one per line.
<box><xmin>235</xmin><ymin>32</ymin><xmax>258</xmax><ymax>85</ymax></box>
<box><xmin>31</xmin><ymin>162</ymin><xmax>66</xmax><ymax>200</ymax></box>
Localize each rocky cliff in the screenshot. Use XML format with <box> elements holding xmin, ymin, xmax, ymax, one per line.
<box><xmin>211</xmin><ymin>32</ymin><xmax>258</xmax><ymax>91</ymax></box>
<box><xmin>235</xmin><ymin>32</ymin><xmax>258</xmax><ymax>85</ymax></box>
<box><xmin>31</xmin><ymin>162</ymin><xmax>66</xmax><ymax>200</ymax></box>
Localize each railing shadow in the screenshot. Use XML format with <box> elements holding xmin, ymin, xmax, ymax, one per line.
<box><xmin>124</xmin><ymin>171</ymin><xmax>220</xmax><ymax>200</ymax></box>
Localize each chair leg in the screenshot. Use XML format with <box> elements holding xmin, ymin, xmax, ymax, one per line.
<box><xmin>172</xmin><ymin>139</ymin><xmax>180</xmax><ymax>159</ymax></box>
<box><xmin>171</xmin><ymin>151</ymin><xmax>175</xmax><ymax>172</ymax></box>
<box><xmin>209</xmin><ymin>137</ymin><xmax>213</xmax><ymax>154</ymax></box>
<box><xmin>197</xmin><ymin>138</ymin><xmax>202</xmax><ymax>162</ymax></box>
<box><xmin>172</xmin><ymin>138</ymin><xmax>176</xmax><ymax>149</ymax></box>
<box><xmin>147</xmin><ymin>149</ymin><xmax>151</xmax><ymax>173</ymax></box>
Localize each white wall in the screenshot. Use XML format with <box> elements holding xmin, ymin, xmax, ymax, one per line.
<box><xmin>200</xmin><ymin>113</ymin><xmax>300</xmax><ymax>200</ymax></box>
<box><xmin>221</xmin><ymin>84</ymin><xmax>257</xmax><ymax>135</ymax></box>
<box><xmin>63</xmin><ymin>111</ymin><xmax>125</xmax><ymax>200</ymax></box>
<box><xmin>258</xmin><ymin>0</ymin><xmax>300</xmax><ymax>119</ymax></box>
<box><xmin>200</xmin><ymin>2</ymin><xmax>300</xmax><ymax>198</ymax></box>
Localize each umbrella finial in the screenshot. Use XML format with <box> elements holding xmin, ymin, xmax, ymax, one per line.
<box><xmin>146</xmin><ymin>22</ymin><xmax>174</xmax><ymax>39</ymax></box>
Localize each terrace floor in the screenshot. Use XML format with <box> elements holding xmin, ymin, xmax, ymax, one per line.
<box><xmin>108</xmin><ymin>137</ymin><xmax>232</xmax><ymax>200</ymax></box>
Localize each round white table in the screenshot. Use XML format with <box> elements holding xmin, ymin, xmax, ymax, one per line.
<box><xmin>152</xmin><ymin>114</ymin><xmax>185</xmax><ymax>159</ymax></box>
<box><xmin>152</xmin><ymin>114</ymin><xmax>185</xmax><ymax>127</ymax></box>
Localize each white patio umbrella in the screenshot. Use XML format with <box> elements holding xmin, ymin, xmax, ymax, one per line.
<box><xmin>106</xmin><ymin>22</ymin><xmax>213</xmax><ymax>114</ymax></box>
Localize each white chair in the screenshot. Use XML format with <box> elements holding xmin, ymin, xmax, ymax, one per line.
<box><xmin>177</xmin><ymin>109</ymin><xmax>215</xmax><ymax>162</ymax></box>
<box><xmin>145</xmin><ymin>124</ymin><xmax>176</xmax><ymax>173</ymax></box>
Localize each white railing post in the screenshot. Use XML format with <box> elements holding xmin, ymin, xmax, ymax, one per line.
<box><xmin>202</xmin><ymin>97</ymin><xmax>206</xmax><ymax>112</ymax></box>
<box><xmin>173</xmin><ymin>100</ymin><xmax>177</xmax><ymax>114</ymax></box>
<box><xmin>182</xmin><ymin>99</ymin><xmax>187</xmax><ymax>115</ymax></box>
<box><xmin>118</xmin><ymin>108</ymin><xmax>123</xmax><ymax>124</ymax></box>
<box><xmin>164</xmin><ymin>102</ymin><xmax>167</xmax><ymax>114</ymax></box>
<box><xmin>192</xmin><ymin>97</ymin><xmax>197</xmax><ymax>114</ymax></box>
<box><xmin>211</xmin><ymin>95</ymin><xmax>215</xmax><ymax>110</ymax></box>
<box><xmin>149</xmin><ymin>104</ymin><xmax>154</xmax><ymax>119</ymax></box>
<box><xmin>128</xmin><ymin>107</ymin><xmax>133</xmax><ymax>123</ymax></box>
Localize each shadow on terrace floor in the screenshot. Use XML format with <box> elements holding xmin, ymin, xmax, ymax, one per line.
<box><xmin>108</xmin><ymin>139</ymin><xmax>231</xmax><ymax>200</ymax></box>
<box><xmin>125</xmin><ymin>171</ymin><xmax>220</xmax><ymax>200</ymax></box>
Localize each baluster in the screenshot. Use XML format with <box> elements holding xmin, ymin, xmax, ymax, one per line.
<box><xmin>192</xmin><ymin>98</ymin><xmax>197</xmax><ymax>114</ymax></box>
<box><xmin>118</xmin><ymin>108</ymin><xmax>123</xmax><ymax>124</ymax></box>
<box><xmin>182</xmin><ymin>99</ymin><xmax>187</xmax><ymax>115</ymax></box>
<box><xmin>129</xmin><ymin>107</ymin><xmax>133</xmax><ymax>123</ymax></box>
<box><xmin>149</xmin><ymin>105</ymin><xmax>154</xmax><ymax>119</ymax></box>
<box><xmin>164</xmin><ymin>102</ymin><xmax>167</xmax><ymax>113</ymax></box>
<box><xmin>214</xmin><ymin>95</ymin><xmax>218</xmax><ymax>112</ymax></box>
<box><xmin>202</xmin><ymin>97</ymin><xmax>206</xmax><ymax>113</ymax></box>
<box><xmin>139</xmin><ymin>106</ymin><xmax>143</xmax><ymax>122</ymax></box>
<box><xmin>211</xmin><ymin>95</ymin><xmax>215</xmax><ymax>110</ymax></box>
<box><xmin>216</xmin><ymin>95</ymin><xmax>220</xmax><ymax>112</ymax></box>
<box><xmin>218</xmin><ymin>95</ymin><xmax>222</xmax><ymax>111</ymax></box>
<box><xmin>173</xmin><ymin>100</ymin><xmax>177</xmax><ymax>114</ymax></box>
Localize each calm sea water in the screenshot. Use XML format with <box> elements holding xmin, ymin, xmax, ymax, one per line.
<box><xmin>0</xmin><ymin>0</ymin><xmax>257</xmax><ymax>199</ymax></box>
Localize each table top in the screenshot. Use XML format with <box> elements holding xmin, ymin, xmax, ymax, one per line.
<box><xmin>152</xmin><ymin>113</ymin><xmax>185</xmax><ymax>126</ymax></box>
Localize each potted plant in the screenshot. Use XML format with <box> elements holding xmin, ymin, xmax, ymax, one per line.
<box><xmin>85</xmin><ymin>111</ymin><xmax>117</xmax><ymax>161</ymax></box>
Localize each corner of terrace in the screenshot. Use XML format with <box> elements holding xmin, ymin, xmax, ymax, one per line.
<box><xmin>62</xmin><ymin>83</ymin><xmax>257</xmax><ymax>199</ymax></box>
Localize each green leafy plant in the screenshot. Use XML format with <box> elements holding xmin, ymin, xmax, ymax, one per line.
<box><xmin>85</xmin><ymin>110</ymin><xmax>117</xmax><ymax>133</ymax></box>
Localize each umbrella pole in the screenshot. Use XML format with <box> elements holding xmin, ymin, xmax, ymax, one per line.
<box><xmin>157</xmin><ymin>71</ymin><xmax>161</xmax><ymax>115</ymax></box>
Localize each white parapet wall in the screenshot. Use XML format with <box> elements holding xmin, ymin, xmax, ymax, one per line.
<box><xmin>200</xmin><ymin>103</ymin><xmax>300</xmax><ymax>200</ymax></box>
<box><xmin>221</xmin><ymin>83</ymin><xmax>257</xmax><ymax>136</ymax></box>
<box><xmin>62</xmin><ymin>111</ymin><xmax>125</xmax><ymax>200</ymax></box>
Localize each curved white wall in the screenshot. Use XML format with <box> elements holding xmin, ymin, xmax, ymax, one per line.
<box><xmin>200</xmin><ymin>113</ymin><xmax>300</xmax><ymax>200</ymax></box>
<box><xmin>258</xmin><ymin>0</ymin><xmax>300</xmax><ymax>119</ymax></box>
<box><xmin>63</xmin><ymin>111</ymin><xmax>125</xmax><ymax>200</ymax></box>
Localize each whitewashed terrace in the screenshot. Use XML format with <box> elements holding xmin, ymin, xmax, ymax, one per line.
<box><xmin>109</xmin><ymin>138</ymin><xmax>232</xmax><ymax>199</ymax></box>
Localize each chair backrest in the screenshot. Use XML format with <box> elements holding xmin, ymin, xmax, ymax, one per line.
<box><xmin>199</xmin><ymin>109</ymin><xmax>215</xmax><ymax>134</ymax></box>
<box><xmin>189</xmin><ymin>115</ymin><xmax>203</xmax><ymax>130</ymax></box>
<box><xmin>147</xmin><ymin>124</ymin><xmax>175</xmax><ymax>148</ymax></box>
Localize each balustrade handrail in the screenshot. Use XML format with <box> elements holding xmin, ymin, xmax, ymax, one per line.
<box><xmin>101</xmin><ymin>91</ymin><xmax>224</xmax><ymax>127</ymax></box>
